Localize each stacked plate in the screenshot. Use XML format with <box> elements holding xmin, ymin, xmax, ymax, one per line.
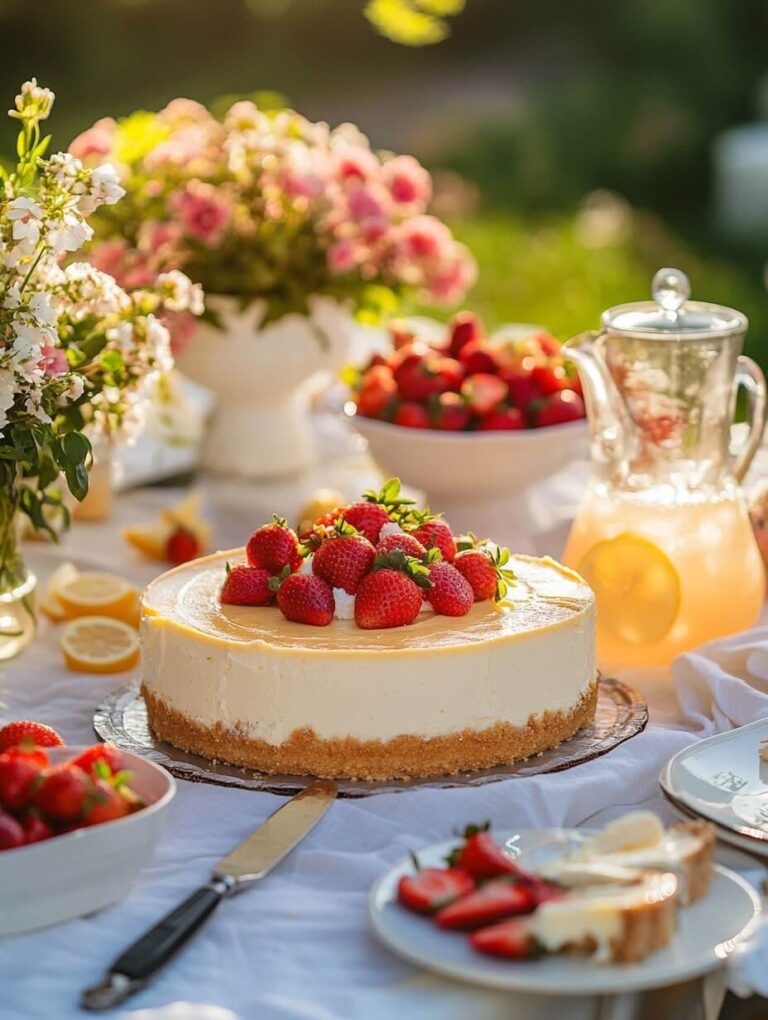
<box><xmin>660</xmin><ymin>718</ymin><xmax>768</xmax><ymax>858</ymax></box>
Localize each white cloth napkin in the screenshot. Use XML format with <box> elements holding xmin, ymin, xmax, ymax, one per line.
<box><xmin>670</xmin><ymin>626</ymin><xmax>768</xmax><ymax>998</ymax></box>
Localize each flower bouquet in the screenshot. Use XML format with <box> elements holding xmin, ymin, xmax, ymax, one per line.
<box><xmin>71</xmin><ymin>98</ymin><xmax>475</xmax><ymax>476</ymax></box>
<box><xmin>0</xmin><ymin>81</ymin><xmax>201</xmax><ymax>658</ymax></box>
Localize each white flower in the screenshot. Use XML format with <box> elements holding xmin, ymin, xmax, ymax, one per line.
<box><xmin>145</xmin><ymin>315</ymin><xmax>173</xmax><ymax>372</ymax></box>
<box><xmin>29</xmin><ymin>291</ymin><xmax>57</xmax><ymax>326</ymax></box>
<box><xmin>46</xmin><ymin>211</ymin><xmax>93</xmax><ymax>253</ymax></box>
<box><xmin>0</xmin><ymin>366</ymin><xmax>14</xmax><ymax>434</ymax></box>
<box><xmin>106</xmin><ymin>322</ymin><xmax>135</xmax><ymax>350</ymax></box>
<box><xmin>156</xmin><ymin>270</ymin><xmax>205</xmax><ymax>315</ymax></box>
<box><xmin>9</xmin><ymin>79</ymin><xmax>54</xmax><ymax>122</ymax></box>
<box><xmin>7</xmin><ymin>196</ymin><xmax>43</xmax><ymax>252</ymax></box>
<box><xmin>48</xmin><ymin>151</ymin><xmax>82</xmax><ymax>184</ymax></box>
<box><xmin>3</xmin><ymin>282</ymin><xmax>21</xmax><ymax>309</ymax></box>
<box><xmin>11</xmin><ymin>322</ymin><xmax>46</xmax><ymax>363</ymax></box>
<box><xmin>78</xmin><ymin>164</ymin><xmax>124</xmax><ymax>214</ymax></box>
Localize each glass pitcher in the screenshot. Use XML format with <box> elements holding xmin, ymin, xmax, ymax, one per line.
<box><xmin>562</xmin><ymin>268</ymin><xmax>766</xmax><ymax>669</ymax></box>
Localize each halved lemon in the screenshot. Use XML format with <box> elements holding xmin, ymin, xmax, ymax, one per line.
<box><xmin>39</xmin><ymin>562</ymin><xmax>80</xmax><ymax>621</ymax></box>
<box><xmin>60</xmin><ymin>616</ymin><xmax>140</xmax><ymax>674</ymax></box>
<box><xmin>124</xmin><ymin>522</ymin><xmax>171</xmax><ymax>561</ymax></box>
<box><xmin>577</xmin><ymin>532</ymin><xmax>681</xmax><ymax>645</ymax></box>
<box><xmin>56</xmin><ymin>571</ymin><xmax>139</xmax><ymax>625</ymax></box>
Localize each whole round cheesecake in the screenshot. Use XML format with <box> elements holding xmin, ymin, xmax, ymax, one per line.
<box><xmin>140</xmin><ymin>547</ymin><xmax>597</xmax><ymax>781</ymax></box>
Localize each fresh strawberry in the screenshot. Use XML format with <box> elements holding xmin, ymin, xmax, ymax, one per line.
<box><xmin>454</xmin><ymin>546</ymin><xmax>517</xmax><ymax>602</ymax></box>
<box><xmin>19</xmin><ymin>811</ymin><xmax>54</xmax><ymax>844</ymax></box>
<box><xmin>424</xmin><ymin>561</ymin><xmax>473</xmax><ymax>617</ymax></box>
<box><xmin>398</xmin><ymin>867</ymin><xmax>475</xmax><ymax>914</ymax></box>
<box><xmin>0</xmin><ymin>810</ymin><xmax>24</xmax><ymax>851</ymax></box>
<box><xmin>35</xmin><ymin>764</ymin><xmax>92</xmax><ymax>822</ymax></box>
<box><xmin>246</xmin><ymin>516</ymin><xmax>302</xmax><ymax>574</ymax></box>
<box><xmin>312</xmin><ymin>532</ymin><xmax>376</xmax><ymax>595</ymax></box>
<box><xmin>166</xmin><ymin>526</ymin><xmax>201</xmax><ymax>565</ymax></box>
<box><xmin>435</xmin><ymin>878</ymin><xmax>536</xmax><ymax>930</ymax></box>
<box><xmin>85</xmin><ymin>779</ymin><xmax>131</xmax><ymax>825</ymax></box>
<box><xmin>376</xmin><ymin>532</ymin><xmax>427</xmax><ymax>559</ymax></box>
<box><xmin>275</xmin><ymin>574</ymin><xmax>334</xmax><ymax>626</ymax></box>
<box><xmin>341</xmin><ymin>503</ymin><xmax>393</xmax><ymax>544</ymax></box>
<box><xmin>469</xmin><ymin>917</ymin><xmax>541</xmax><ymax>959</ymax></box>
<box><xmin>0</xmin><ymin>753</ymin><xmax>42</xmax><ymax>811</ymax></box>
<box><xmin>69</xmin><ymin>743</ymin><xmax>123</xmax><ymax>778</ymax></box>
<box><xmin>220</xmin><ymin>564</ymin><xmax>274</xmax><ymax>606</ymax></box>
<box><xmin>354</xmin><ymin>568</ymin><xmax>424</xmax><ymax>629</ymax></box>
<box><xmin>394</xmin><ymin>353</ymin><xmax>453</xmax><ymax>402</ymax></box>
<box><xmin>458</xmin><ymin>341</ymin><xmax>500</xmax><ymax>377</ymax></box>
<box><xmin>454</xmin><ymin>829</ymin><xmax>522</xmax><ymax>879</ymax></box>
<box><xmin>501</xmin><ymin>371</ymin><xmax>541</xmax><ymax>412</ymax></box>
<box><xmin>2</xmin><ymin>744</ymin><xmax>49</xmax><ymax>768</ymax></box>
<box><xmin>534</xmin><ymin>390</ymin><xmax>585</xmax><ymax>427</ymax></box>
<box><xmin>0</xmin><ymin>720</ymin><xmax>63</xmax><ymax>752</ymax></box>
<box><xmin>393</xmin><ymin>402</ymin><xmax>430</xmax><ymax>429</ymax></box>
<box><xmin>531</xmin><ymin>362</ymin><xmax>568</xmax><ymax>396</ymax></box>
<box><xmin>389</xmin><ymin>319</ymin><xmax>418</xmax><ymax>350</ymax></box>
<box><xmin>448</xmin><ymin>311</ymin><xmax>484</xmax><ymax>358</ymax></box>
<box><xmin>535</xmin><ymin>331</ymin><xmax>561</xmax><ymax>357</ymax></box>
<box><xmin>410</xmin><ymin>518</ymin><xmax>456</xmax><ymax>563</ymax></box>
<box><xmin>461</xmin><ymin>374</ymin><xmax>507</xmax><ymax>416</ymax></box>
<box><xmin>356</xmin><ymin>365</ymin><xmax>397</xmax><ymax>419</ymax></box>
<box><xmin>477</xmin><ymin>408</ymin><xmax>525</xmax><ymax>431</ymax></box>
<box><xmin>433</xmin><ymin>392</ymin><xmax>470</xmax><ymax>431</ymax></box>
<box><xmin>432</xmin><ymin>356</ymin><xmax>464</xmax><ymax>392</ymax></box>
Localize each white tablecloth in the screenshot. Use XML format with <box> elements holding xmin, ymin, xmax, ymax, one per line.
<box><xmin>1</xmin><ymin>439</ymin><xmax>765</xmax><ymax>1020</ymax></box>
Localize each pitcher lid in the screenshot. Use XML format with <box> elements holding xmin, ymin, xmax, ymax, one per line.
<box><xmin>602</xmin><ymin>268</ymin><xmax>747</xmax><ymax>338</ymax></box>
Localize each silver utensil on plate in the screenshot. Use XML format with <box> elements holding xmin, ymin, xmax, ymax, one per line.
<box><xmin>82</xmin><ymin>779</ymin><xmax>337</xmax><ymax>1011</ymax></box>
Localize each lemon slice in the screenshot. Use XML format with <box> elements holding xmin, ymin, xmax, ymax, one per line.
<box><xmin>577</xmin><ymin>532</ymin><xmax>681</xmax><ymax>645</ymax></box>
<box><xmin>57</xmin><ymin>571</ymin><xmax>139</xmax><ymax>625</ymax></box>
<box><xmin>124</xmin><ymin>522</ymin><xmax>172</xmax><ymax>561</ymax></box>
<box><xmin>39</xmin><ymin>562</ymin><xmax>80</xmax><ymax>621</ymax></box>
<box><xmin>61</xmin><ymin>616</ymin><xmax>140</xmax><ymax>674</ymax></box>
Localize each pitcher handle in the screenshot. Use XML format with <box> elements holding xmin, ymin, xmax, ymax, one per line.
<box><xmin>732</xmin><ymin>355</ymin><xmax>767</xmax><ymax>482</ymax></box>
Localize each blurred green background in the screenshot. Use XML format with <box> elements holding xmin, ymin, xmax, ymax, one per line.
<box><xmin>5</xmin><ymin>0</ymin><xmax>767</xmax><ymax>358</ymax></box>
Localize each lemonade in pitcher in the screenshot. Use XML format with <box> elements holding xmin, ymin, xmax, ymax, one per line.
<box><xmin>563</xmin><ymin>269</ymin><xmax>766</xmax><ymax>669</ymax></box>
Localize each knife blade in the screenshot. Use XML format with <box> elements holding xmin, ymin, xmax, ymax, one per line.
<box><xmin>81</xmin><ymin>780</ymin><xmax>336</xmax><ymax>1012</ymax></box>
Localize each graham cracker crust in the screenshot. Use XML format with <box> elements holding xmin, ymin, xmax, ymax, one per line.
<box><xmin>141</xmin><ymin>678</ymin><xmax>598</xmax><ymax>781</ymax></box>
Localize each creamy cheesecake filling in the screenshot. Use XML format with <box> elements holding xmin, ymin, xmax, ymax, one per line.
<box><xmin>141</xmin><ymin>551</ymin><xmax>596</xmax><ymax>748</ymax></box>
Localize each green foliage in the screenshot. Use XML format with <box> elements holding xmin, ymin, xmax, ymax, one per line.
<box><xmin>365</xmin><ymin>0</ymin><xmax>465</xmax><ymax>45</ymax></box>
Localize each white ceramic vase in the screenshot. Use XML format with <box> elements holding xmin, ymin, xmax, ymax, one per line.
<box><xmin>175</xmin><ymin>294</ymin><xmax>356</xmax><ymax>478</ymax></box>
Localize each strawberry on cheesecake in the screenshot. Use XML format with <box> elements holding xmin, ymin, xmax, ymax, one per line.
<box><xmin>140</xmin><ymin>480</ymin><xmax>597</xmax><ymax>780</ymax></box>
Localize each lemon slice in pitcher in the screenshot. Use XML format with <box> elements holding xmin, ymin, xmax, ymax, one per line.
<box><xmin>578</xmin><ymin>533</ymin><xmax>681</xmax><ymax>645</ymax></box>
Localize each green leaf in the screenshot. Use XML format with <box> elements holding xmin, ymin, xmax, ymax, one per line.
<box><xmin>99</xmin><ymin>350</ymin><xmax>124</xmax><ymax>373</ymax></box>
<box><xmin>64</xmin><ymin>461</ymin><xmax>90</xmax><ymax>502</ymax></box>
<box><xmin>60</xmin><ymin>432</ymin><xmax>91</xmax><ymax>466</ymax></box>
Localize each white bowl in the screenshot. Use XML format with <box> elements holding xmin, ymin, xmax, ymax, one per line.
<box><xmin>352</xmin><ymin>414</ymin><xmax>589</xmax><ymax>546</ymax></box>
<box><xmin>0</xmin><ymin>746</ymin><xmax>175</xmax><ymax>936</ymax></box>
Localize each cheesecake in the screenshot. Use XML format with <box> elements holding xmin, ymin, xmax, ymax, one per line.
<box><xmin>140</xmin><ymin>481</ymin><xmax>597</xmax><ymax>780</ymax></box>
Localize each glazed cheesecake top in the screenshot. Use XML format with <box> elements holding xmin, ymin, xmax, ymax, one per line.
<box><xmin>142</xmin><ymin>549</ymin><xmax>594</xmax><ymax>653</ymax></box>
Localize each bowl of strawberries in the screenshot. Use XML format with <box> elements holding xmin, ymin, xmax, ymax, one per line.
<box><xmin>348</xmin><ymin>314</ymin><xmax>588</xmax><ymax>543</ymax></box>
<box><xmin>0</xmin><ymin>720</ymin><xmax>175</xmax><ymax>935</ymax></box>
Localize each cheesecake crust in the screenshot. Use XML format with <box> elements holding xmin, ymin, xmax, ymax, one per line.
<box><xmin>142</xmin><ymin>677</ymin><xmax>598</xmax><ymax>781</ymax></box>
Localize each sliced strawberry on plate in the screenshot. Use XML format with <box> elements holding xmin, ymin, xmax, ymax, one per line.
<box><xmin>398</xmin><ymin>867</ymin><xmax>475</xmax><ymax>914</ymax></box>
<box><xmin>469</xmin><ymin>917</ymin><xmax>541</xmax><ymax>959</ymax></box>
<box><xmin>453</xmin><ymin>829</ymin><xmax>523</xmax><ymax>880</ymax></box>
<box><xmin>435</xmin><ymin>878</ymin><xmax>536</xmax><ymax>930</ymax></box>
<box><xmin>0</xmin><ymin>720</ymin><xmax>63</xmax><ymax>752</ymax></box>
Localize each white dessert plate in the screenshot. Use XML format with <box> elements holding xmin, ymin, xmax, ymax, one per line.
<box><xmin>662</xmin><ymin>719</ymin><xmax>768</xmax><ymax>844</ymax></box>
<box><xmin>368</xmin><ymin>827</ymin><xmax>761</xmax><ymax>996</ymax></box>
<box><xmin>659</xmin><ymin>775</ymin><xmax>768</xmax><ymax>860</ymax></box>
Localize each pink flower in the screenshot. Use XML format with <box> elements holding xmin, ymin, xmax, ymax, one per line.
<box><xmin>334</xmin><ymin>144</ymin><xmax>379</xmax><ymax>182</ymax></box>
<box><xmin>169</xmin><ymin>181</ymin><xmax>231</xmax><ymax>245</ymax></box>
<box><xmin>122</xmin><ymin>255</ymin><xmax>157</xmax><ymax>290</ymax></box>
<box><xmin>158</xmin><ymin>98</ymin><xmax>212</xmax><ymax>126</ymax></box>
<box><xmin>346</xmin><ymin>184</ymin><xmax>388</xmax><ymax>224</ymax></box>
<box><xmin>69</xmin><ymin>118</ymin><xmax>116</xmax><ymax>162</ymax></box>
<box><xmin>424</xmin><ymin>248</ymin><xmax>477</xmax><ymax>305</ymax></box>
<box><xmin>327</xmin><ymin>238</ymin><xmax>361</xmax><ymax>275</ymax></box>
<box><xmin>137</xmin><ymin>219</ymin><xmax>183</xmax><ymax>256</ymax></box>
<box><xmin>163</xmin><ymin>310</ymin><xmax>199</xmax><ymax>356</ymax></box>
<box><xmin>396</xmin><ymin>215</ymin><xmax>453</xmax><ymax>260</ymax></box>
<box><xmin>38</xmin><ymin>344</ymin><xmax>68</xmax><ymax>376</ymax></box>
<box><xmin>384</xmin><ymin>155</ymin><xmax>431</xmax><ymax>208</ymax></box>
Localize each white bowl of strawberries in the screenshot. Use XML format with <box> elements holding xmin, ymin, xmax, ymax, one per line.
<box><xmin>349</xmin><ymin>315</ymin><xmax>588</xmax><ymax>543</ymax></box>
<box><xmin>0</xmin><ymin>721</ymin><xmax>175</xmax><ymax>936</ymax></box>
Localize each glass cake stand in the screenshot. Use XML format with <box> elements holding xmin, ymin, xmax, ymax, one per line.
<box><xmin>93</xmin><ymin>676</ymin><xmax>647</xmax><ymax>798</ymax></box>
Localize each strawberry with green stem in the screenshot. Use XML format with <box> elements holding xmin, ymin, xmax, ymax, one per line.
<box><xmin>354</xmin><ymin>549</ymin><xmax>432</xmax><ymax>630</ymax></box>
<box><xmin>454</xmin><ymin>538</ymin><xmax>517</xmax><ymax>603</ymax></box>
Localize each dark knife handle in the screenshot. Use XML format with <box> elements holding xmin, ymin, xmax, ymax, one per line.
<box><xmin>81</xmin><ymin>877</ymin><xmax>235</xmax><ymax>1011</ymax></box>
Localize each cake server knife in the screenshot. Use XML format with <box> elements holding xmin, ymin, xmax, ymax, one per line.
<box><xmin>81</xmin><ymin>779</ymin><xmax>337</xmax><ymax>1011</ymax></box>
